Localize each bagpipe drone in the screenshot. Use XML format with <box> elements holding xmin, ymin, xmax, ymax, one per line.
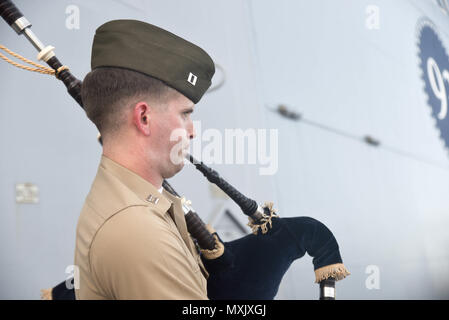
<box><xmin>0</xmin><ymin>0</ymin><xmax>350</xmax><ymax>300</ymax></box>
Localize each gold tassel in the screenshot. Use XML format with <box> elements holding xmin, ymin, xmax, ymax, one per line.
<box><xmin>200</xmin><ymin>224</ymin><xmax>225</xmax><ymax>260</ymax></box>
<box><xmin>247</xmin><ymin>202</ymin><xmax>279</xmax><ymax>235</ymax></box>
<box><xmin>314</xmin><ymin>263</ymin><xmax>351</xmax><ymax>283</ymax></box>
<box><xmin>40</xmin><ymin>288</ymin><xmax>53</xmax><ymax>300</ymax></box>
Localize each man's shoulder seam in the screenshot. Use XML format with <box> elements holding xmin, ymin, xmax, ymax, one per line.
<box><xmin>86</xmin><ymin>203</ymin><xmax>148</xmax><ymax>266</ymax></box>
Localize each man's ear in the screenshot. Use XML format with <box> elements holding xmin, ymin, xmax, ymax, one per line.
<box><xmin>133</xmin><ymin>101</ymin><xmax>151</xmax><ymax>136</ymax></box>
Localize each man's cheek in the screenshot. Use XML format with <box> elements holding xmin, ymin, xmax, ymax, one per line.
<box><xmin>169</xmin><ymin>128</ymin><xmax>188</xmax><ymax>165</ymax></box>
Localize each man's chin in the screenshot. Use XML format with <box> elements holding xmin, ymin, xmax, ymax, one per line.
<box><xmin>162</xmin><ymin>162</ymin><xmax>185</xmax><ymax>179</ymax></box>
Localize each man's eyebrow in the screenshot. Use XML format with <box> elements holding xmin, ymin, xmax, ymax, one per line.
<box><xmin>182</xmin><ymin>107</ymin><xmax>194</xmax><ymax>113</ymax></box>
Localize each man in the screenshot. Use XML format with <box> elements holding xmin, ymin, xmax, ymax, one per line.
<box><xmin>74</xmin><ymin>19</ymin><xmax>215</xmax><ymax>299</ymax></box>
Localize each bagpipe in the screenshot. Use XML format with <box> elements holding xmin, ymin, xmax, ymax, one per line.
<box><xmin>0</xmin><ymin>0</ymin><xmax>350</xmax><ymax>300</ymax></box>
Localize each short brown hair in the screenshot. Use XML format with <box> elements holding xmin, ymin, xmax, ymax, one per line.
<box><xmin>81</xmin><ymin>67</ymin><xmax>177</xmax><ymax>137</ymax></box>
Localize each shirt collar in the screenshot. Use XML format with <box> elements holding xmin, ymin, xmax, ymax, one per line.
<box><xmin>99</xmin><ymin>155</ymin><xmax>172</xmax><ymax>214</ymax></box>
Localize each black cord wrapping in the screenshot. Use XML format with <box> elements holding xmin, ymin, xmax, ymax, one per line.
<box><xmin>46</xmin><ymin>56</ymin><xmax>83</xmax><ymax>107</ymax></box>
<box><xmin>0</xmin><ymin>0</ymin><xmax>23</xmax><ymax>26</ymax></box>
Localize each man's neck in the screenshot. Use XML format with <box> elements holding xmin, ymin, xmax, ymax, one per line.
<box><xmin>102</xmin><ymin>146</ymin><xmax>163</xmax><ymax>189</ymax></box>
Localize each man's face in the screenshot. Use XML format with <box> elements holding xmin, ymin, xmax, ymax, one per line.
<box><xmin>149</xmin><ymin>92</ymin><xmax>195</xmax><ymax>178</ymax></box>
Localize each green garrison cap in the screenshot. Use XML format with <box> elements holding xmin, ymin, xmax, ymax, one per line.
<box><xmin>91</xmin><ymin>20</ymin><xmax>215</xmax><ymax>104</ymax></box>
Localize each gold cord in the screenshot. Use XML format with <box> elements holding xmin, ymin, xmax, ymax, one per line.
<box><xmin>0</xmin><ymin>44</ymin><xmax>68</xmax><ymax>78</ymax></box>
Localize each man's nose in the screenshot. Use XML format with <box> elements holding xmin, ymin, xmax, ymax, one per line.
<box><xmin>188</xmin><ymin>120</ymin><xmax>196</xmax><ymax>140</ymax></box>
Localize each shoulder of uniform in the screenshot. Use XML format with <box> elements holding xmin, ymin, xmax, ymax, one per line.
<box><xmin>85</xmin><ymin>167</ymin><xmax>148</xmax><ymax>220</ymax></box>
<box><xmin>89</xmin><ymin>206</ymin><xmax>178</xmax><ymax>261</ymax></box>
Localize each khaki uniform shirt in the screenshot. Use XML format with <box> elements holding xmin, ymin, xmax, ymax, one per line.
<box><xmin>74</xmin><ymin>155</ymin><xmax>208</xmax><ymax>299</ymax></box>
